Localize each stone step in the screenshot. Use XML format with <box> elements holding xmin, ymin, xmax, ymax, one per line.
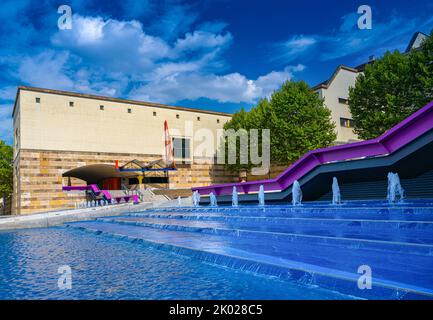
<box><xmin>121</xmin><ymin>213</ymin><xmax>433</xmax><ymax>244</ymax></box>
<box><xmin>99</xmin><ymin>216</ymin><xmax>433</xmax><ymax>254</ymax></box>
<box><xmin>67</xmin><ymin>220</ymin><xmax>433</xmax><ymax>299</ymax></box>
<box><xmin>141</xmin><ymin>206</ymin><xmax>433</xmax><ymax>221</ymax></box>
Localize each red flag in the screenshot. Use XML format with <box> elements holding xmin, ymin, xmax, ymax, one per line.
<box><xmin>164</xmin><ymin>120</ymin><xmax>175</xmax><ymax>168</ymax></box>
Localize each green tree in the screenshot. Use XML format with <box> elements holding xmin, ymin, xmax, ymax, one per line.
<box><xmin>0</xmin><ymin>140</ymin><xmax>13</xmax><ymax>199</ymax></box>
<box><xmin>266</xmin><ymin>81</ymin><xmax>336</xmax><ymax>164</ymax></box>
<box><xmin>221</xmin><ymin>80</ymin><xmax>336</xmax><ymax>173</ymax></box>
<box><xmin>221</xmin><ymin>107</ymin><xmax>255</xmax><ymax>173</ymax></box>
<box><xmin>349</xmin><ymin>32</ymin><xmax>433</xmax><ymax>140</ymax></box>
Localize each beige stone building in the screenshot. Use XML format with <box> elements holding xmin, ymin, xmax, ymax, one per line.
<box><xmin>12</xmin><ymin>86</ymin><xmax>236</xmax><ymax>214</ymax></box>
<box><xmin>313</xmin><ymin>65</ymin><xmax>361</xmax><ymax>144</ymax></box>
<box><xmin>313</xmin><ymin>32</ymin><xmax>429</xmax><ymax>144</ymax></box>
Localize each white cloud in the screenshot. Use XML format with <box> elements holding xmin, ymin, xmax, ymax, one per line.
<box><xmin>18</xmin><ymin>51</ymin><xmax>74</xmax><ymax>90</ymax></box>
<box><xmin>319</xmin><ymin>16</ymin><xmax>417</xmax><ymax>60</ymax></box>
<box><xmin>149</xmin><ymin>2</ymin><xmax>199</xmax><ymax>39</ymax></box>
<box><xmin>286</xmin><ymin>35</ymin><xmax>318</xmax><ymax>52</ymax></box>
<box><xmin>255</xmin><ymin>65</ymin><xmax>306</xmax><ymax>98</ymax></box>
<box><xmin>174</xmin><ymin>30</ymin><xmax>233</xmax><ymax>54</ymax></box>
<box><xmin>0</xmin><ymin>86</ymin><xmax>16</xmax><ymax>101</ymax></box>
<box><xmin>48</xmin><ymin>13</ymin><xmax>292</xmax><ymax>105</ymax></box>
<box><xmin>17</xmin><ymin>50</ymin><xmax>128</xmax><ymax>97</ymax></box>
<box><xmin>0</xmin><ymin>104</ymin><xmax>13</xmax><ymax>143</ymax></box>
<box><xmin>10</xmin><ymin>13</ymin><xmax>306</xmax><ymax>113</ymax></box>
<box><xmin>52</xmin><ymin>15</ymin><xmax>172</xmax><ymax>73</ymax></box>
<box><xmin>51</xmin><ymin>14</ymin><xmax>232</xmax><ymax>75</ymax></box>
<box><xmin>130</xmin><ymin>65</ymin><xmax>304</xmax><ymax>104</ymax></box>
<box><xmin>72</xmin><ymin>15</ymin><xmax>106</xmax><ymax>45</ymax></box>
<box><xmin>275</xmin><ymin>13</ymin><xmax>433</xmax><ymax>63</ymax></box>
<box><xmin>272</xmin><ymin>35</ymin><xmax>317</xmax><ymax>63</ymax></box>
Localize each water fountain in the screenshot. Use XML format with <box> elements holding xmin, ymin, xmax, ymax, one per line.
<box><xmin>232</xmin><ymin>186</ymin><xmax>239</xmax><ymax>207</ymax></box>
<box><xmin>209</xmin><ymin>192</ymin><xmax>218</xmax><ymax>207</ymax></box>
<box><xmin>177</xmin><ymin>196</ymin><xmax>182</xmax><ymax>207</ymax></box>
<box><xmin>332</xmin><ymin>177</ymin><xmax>341</xmax><ymax>205</ymax></box>
<box><xmin>387</xmin><ymin>172</ymin><xmax>405</xmax><ymax>203</ymax></box>
<box><xmin>258</xmin><ymin>185</ymin><xmax>265</xmax><ymax>206</ymax></box>
<box><xmin>292</xmin><ymin>180</ymin><xmax>302</xmax><ymax>206</ymax></box>
<box><xmin>192</xmin><ymin>191</ymin><xmax>201</xmax><ymax>207</ymax></box>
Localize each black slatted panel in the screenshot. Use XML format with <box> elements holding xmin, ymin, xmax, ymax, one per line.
<box><xmin>318</xmin><ymin>168</ymin><xmax>433</xmax><ymax>201</ymax></box>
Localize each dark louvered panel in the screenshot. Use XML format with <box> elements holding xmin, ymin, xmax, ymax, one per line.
<box><xmin>318</xmin><ymin>168</ymin><xmax>433</xmax><ymax>201</ymax></box>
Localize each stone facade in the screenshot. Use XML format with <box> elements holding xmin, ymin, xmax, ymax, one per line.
<box><xmin>12</xmin><ymin>149</ymin><xmax>237</xmax><ymax>215</ymax></box>
<box><xmin>12</xmin><ymin>86</ymin><xmax>237</xmax><ymax>215</ymax></box>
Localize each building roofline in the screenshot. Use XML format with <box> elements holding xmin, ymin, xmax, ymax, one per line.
<box><xmin>12</xmin><ymin>86</ymin><xmax>233</xmax><ymax>118</ymax></box>
<box><xmin>312</xmin><ymin>65</ymin><xmax>359</xmax><ymax>91</ymax></box>
<box><xmin>405</xmin><ymin>31</ymin><xmax>429</xmax><ymax>53</ymax></box>
<box><xmin>312</xmin><ymin>32</ymin><xmax>430</xmax><ymax>93</ymax></box>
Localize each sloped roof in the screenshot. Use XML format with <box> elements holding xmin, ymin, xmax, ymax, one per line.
<box><xmin>313</xmin><ymin>32</ymin><xmax>430</xmax><ymax>90</ymax></box>
<box><xmin>312</xmin><ymin>65</ymin><xmax>359</xmax><ymax>90</ymax></box>
<box><xmin>405</xmin><ymin>32</ymin><xmax>429</xmax><ymax>53</ymax></box>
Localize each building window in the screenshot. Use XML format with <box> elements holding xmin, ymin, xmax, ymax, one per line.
<box><xmin>338</xmin><ymin>97</ymin><xmax>349</xmax><ymax>105</ymax></box>
<box><xmin>127</xmin><ymin>108</ymin><xmax>132</xmax><ymax>114</ymax></box>
<box><xmin>197</xmin><ymin>116</ymin><xmax>201</xmax><ymax>121</ymax></box>
<box><xmin>35</xmin><ymin>97</ymin><xmax>40</xmax><ymax>103</ymax></box>
<box><xmin>69</xmin><ymin>101</ymin><xmax>74</xmax><ymax>107</ymax></box>
<box><xmin>153</xmin><ymin>111</ymin><xmax>157</xmax><ymax>116</ymax></box>
<box><xmin>340</xmin><ymin>118</ymin><xmax>355</xmax><ymax>128</ymax></box>
<box><xmin>172</xmin><ymin>137</ymin><xmax>191</xmax><ymax>161</ymax></box>
<box><xmin>100</xmin><ymin>105</ymin><xmax>104</xmax><ymax>111</ymax></box>
<box><xmin>176</xmin><ymin>114</ymin><xmax>180</xmax><ymax>119</ymax></box>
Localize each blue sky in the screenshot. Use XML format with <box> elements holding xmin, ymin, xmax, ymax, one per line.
<box><xmin>1</xmin><ymin>0</ymin><xmax>433</xmax><ymax>144</ymax></box>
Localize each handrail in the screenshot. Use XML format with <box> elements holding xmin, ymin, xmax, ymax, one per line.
<box><xmin>63</xmin><ymin>184</ymin><xmax>139</xmax><ymax>203</ymax></box>
<box><xmin>193</xmin><ymin>99</ymin><xmax>433</xmax><ymax>196</ymax></box>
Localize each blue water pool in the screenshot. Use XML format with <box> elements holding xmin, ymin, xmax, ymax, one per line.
<box><xmin>0</xmin><ymin>226</ymin><xmax>354</xmax><ymax>300</ymax></box>
<box><xmin>2</xmin><ymin>200</ymin><xmax>433</xmax><ymax>300</ymax></box>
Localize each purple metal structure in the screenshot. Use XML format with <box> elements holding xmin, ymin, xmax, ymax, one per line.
<box><xmin>192</xmin><ymin>100</ymin><xmax>433</xmax><ymax>196</ymax></box>
<box><xmin>62</xmin><ymin>185</ymin><xmax>139</xmax><ymax>204</ymax></box>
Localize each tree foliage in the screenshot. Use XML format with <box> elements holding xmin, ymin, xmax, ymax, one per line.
<box><xmin>266</xmin><ymin>81</ymin><xmax>336</xmax><ymax>164</ymax></box>
<box><xmin>0</xmin><ymin>140</ymin><xmax>13</xmax><ymax>198</ymax></box>
<box><xmin>221</xmin><ymin>81</ymin><xmax>336</xmax><ymax>173</ymax></box>
<box><xmin>349</xmin><ymin>32</ymin><xmax>433</xmax><ymax>140</ymax></box>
